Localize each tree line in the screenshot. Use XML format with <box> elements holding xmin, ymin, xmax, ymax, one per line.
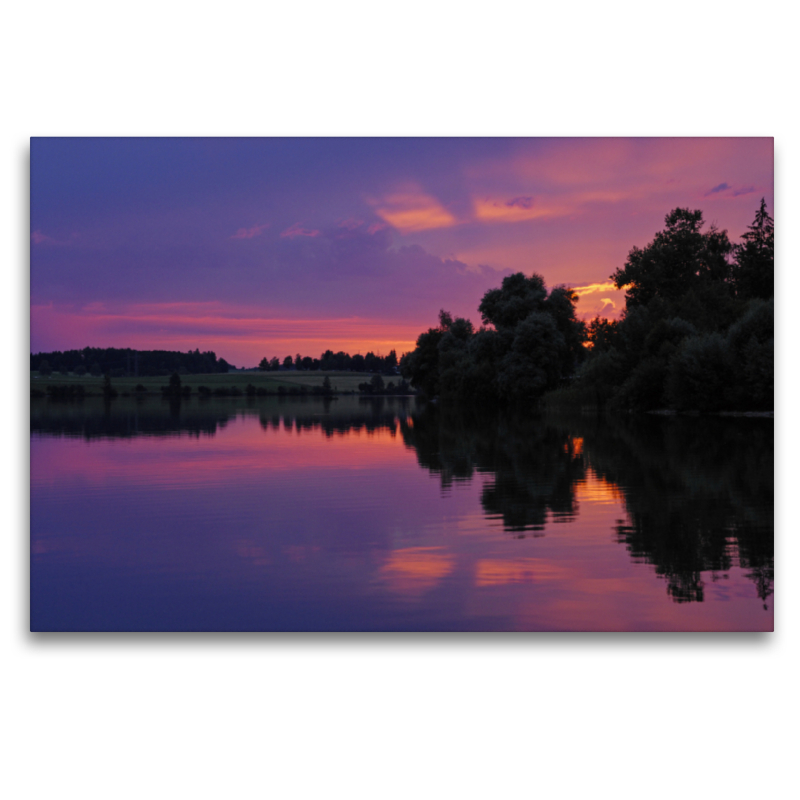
<box><xmin>400</xmin><ymin>200</ymin><xmax>773</xmax><ymax>412</ymax></box>
<box><xmin>31</xmin><ymin>347</ymin><xmax>234</xmax><ymax>378</ymax></box>
<box><xmin>258</xmin><ymin>349</ymin><xmax>399</xmax><ymax>374</ymax></box>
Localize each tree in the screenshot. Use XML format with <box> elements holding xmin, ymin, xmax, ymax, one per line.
<box><xmin>496</xmin><ymin>312</ymin><xmax>566</xmax><ymax>401</ymax></box>
<box><xmin>102</xmin><ymin>373</ymin><xmax>118</xmax><ymax>400</ymax></box>
<box><xmin>282</xmin><ymin>356</ymin><xmax>293</xmax><ymax>369</ymax></box>
<box><xmin>479</xmin><ymin>272</ymin><xmax>548</xmax><ymax>330</ymax></box>
<box><xmin>258</xmin><ymin>357</ymin><xmax>269</xmax><ymax>371</ymax></box>
<box><xmin>400</xmin><ymin>310</ymin><xmax>451</xmax><ymax>397</ymax></box>
<box><xmin>733</xmin><ymin>198</ymin><xmax>773</xmax><ymax>300</ymax></box>
<box><xmin>611</xmin><ymin>208</ymin><xmax>733</xmax><ymax>310</ymax></box>
<box><xmin>587</xmin><ymin>317</ymin><xmax>620</xmax><ymax>353</ymax></box>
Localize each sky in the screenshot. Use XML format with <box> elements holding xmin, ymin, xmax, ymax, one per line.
<box><xmin>30</xmin><ymin>137</ymin><xmax>773</xmax><ymax>367</ymax></box>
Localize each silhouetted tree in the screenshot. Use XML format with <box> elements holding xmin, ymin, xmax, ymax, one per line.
<box><xmin>732</xmin><ymin>198</ymin><xmax>773</xmax><ymax>300</ymax></box>
<box><xmin>611</xmin><ymin>208</ymin><xmax>733</xmax><ymax>310</ymax></box>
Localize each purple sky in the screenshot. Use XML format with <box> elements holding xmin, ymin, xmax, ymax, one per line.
<box><xmin>31</xmin><ymin>137</ymin><xmax>773</xmax><ymax>366</ymax></box>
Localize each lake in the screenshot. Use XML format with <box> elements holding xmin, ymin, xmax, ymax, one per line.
<box><xmin>30</xmin><ymin>395</ymin><xmax>773</xmax><ymax>631</ymax></box>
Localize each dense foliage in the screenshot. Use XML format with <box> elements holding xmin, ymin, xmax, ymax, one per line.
<box><xmin>400</xmin><ymin>274</ymin><xmax>586</xmax><ymax>403</ymax></box>
<box><xmin>401</xmin><ymin>200</ymin><xmax>773</xmax><ymax>412</ymax></box>
<box><xmin>258</xmin><ymin>349</ymin><xmax>399</xmax><ymax>374</ymax></box>
<box><xmin>31</xmin><ymin>347</ymin><xmax>233</xmax><ymax>377</ymax></box>
<box><xmin>575</xmin><ymin>200</ymin><xmax>774</xmax><ymax>412</ymax></box>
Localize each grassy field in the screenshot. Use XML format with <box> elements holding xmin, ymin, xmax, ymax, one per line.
<box><xmin>30</xmin><ymin>370</ymin><xmax>402</xmax><ymax>395</ymax></box>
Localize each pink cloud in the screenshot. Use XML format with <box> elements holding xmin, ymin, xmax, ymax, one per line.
<box><xmin>280</xmin><ymin>223</ymin><xmax>322</xmax><ymax>239</ymax></box>
<box><xmin>338</xmin><ymin>218</ymin><xmax>364</xmax><ymax>231</ymax></box>
<box><xmin>230</xmin><ymin>222</ymin><xmax>270</xmax><ymax>239</ymax></box>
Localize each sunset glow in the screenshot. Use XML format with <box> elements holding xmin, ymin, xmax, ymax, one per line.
<box><xmin>31</xmin><ymin>137</ymin><xmax>773</xmax><ymax>365</ymax></box>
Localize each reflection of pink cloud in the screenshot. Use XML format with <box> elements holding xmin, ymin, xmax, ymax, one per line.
<box><xmin>475</xmin><ymin>558</ymin><xmax>567</xmax><ymax>587</ymax></box>
<box><xmin>280</xmin><ymin>223</ymin><xmax>321</xmax><ymax>239</ymax></box>
<box><xmin>230</xmin><ymin>222</ymin><xmax>270</xmax><ymax>239</ymax></box>
<box><xmin>380</xmin><ymin>547</ymin><xmax>454</xmax><ymax>595</ymax></box>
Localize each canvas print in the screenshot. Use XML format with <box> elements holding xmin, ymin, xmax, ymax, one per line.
<box><xmin>30</xmin><ymin>137</ymin><xmax>774</xmax><ymax>631</ymax></box>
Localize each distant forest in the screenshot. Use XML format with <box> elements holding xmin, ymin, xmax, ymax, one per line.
<box><xmin>30</xmin><ymin>345</ymin><xmax>402</xmax><ymax>379</ymax></box>
<box><xmin>400</xmin><ymin>200</ymin><xmax>774</xmax><ymax>412</ymax></box>
<box><xmin>30</xmin><ymin>347</ymin><xmax>234</xmax><ymax>378</ymax></box>
<box><xmin>257</xmin><ymin>349</ymin><xmax>399</xmax><ymax>374</ymax></box>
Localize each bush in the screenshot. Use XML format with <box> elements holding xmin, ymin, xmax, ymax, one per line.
<box><xmin>666</xmin><ymin>333</ymin><xmax>735</xmax><ymax>412</ymax></box>
<box><xmin>614</xmin><ymin>357</ymin><xmax>668</xmax><ymax>411</ymax></box>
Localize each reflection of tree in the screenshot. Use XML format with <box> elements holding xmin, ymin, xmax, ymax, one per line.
<box><xmin>401</xmin><ymin>403</ymin><xmax>773</xmax><ymax>605</ymax></box>
<box><xmin>552</xmin><ymin>412</ymin><xmax>773</xmax><ymax>605</ymax></box>
<box><xmin>399</xmin><ymin>404</ymin><xmax>585</xmax><ymax>536</ymax></box>
<box><xmin>30</xmin><ymin>395</ymin><xmax>418</xmax><ymax>442</ymax></box>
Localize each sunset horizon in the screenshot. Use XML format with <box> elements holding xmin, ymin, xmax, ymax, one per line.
<box><xmin>31</xmin><ymin>137</ymin><xmax>773</xmax><ymax>367</ymax></box>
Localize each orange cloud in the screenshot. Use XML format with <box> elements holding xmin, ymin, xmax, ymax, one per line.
<box><xmin>370</xmin><ymin>186</ymin><xmax>457</xmax><ymax>232</ymax></box>
<box><xmin>473</xmin><ymin>196</ymin><xmax>565</xmax><ymax>224</ymax></box>
<box><xmin>568</xmin><ymin>280</ymin><xmax>629</xmax><ymax>321</ymax></box>
<box><xmin>571</xmin><ymin>280</ymin><xmax>621</xmax><ymax>297</ymax></box>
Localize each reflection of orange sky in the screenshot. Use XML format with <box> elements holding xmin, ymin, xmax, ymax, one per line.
<box><xmin>31</xmin><ymin>416</ymin><xmax>412</xmax><ymax>488</ymax></box>
<box><xmin>379</xmin><ymin>547</ymin><xmax>455</xmax><ymax>595</ymax></box>
<box><xmin>575</xmin><ymin>469</ymin><xmax>624</xmax><ymax>506</ymax></box>
<box><xmin>475</xmin><ymin>558</ymin><xmax>568</xmax><ymax>587</ymax></box>
<box><xmin>31</xmin><ymin>410</ymin><xmax>772</xmax><ymax>631</ymax></box>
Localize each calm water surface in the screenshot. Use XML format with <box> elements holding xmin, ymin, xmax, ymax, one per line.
<box><xmin>30</xmin><ymin>396</ymin><xmax>773</xmax><ymax>631</ymax></box>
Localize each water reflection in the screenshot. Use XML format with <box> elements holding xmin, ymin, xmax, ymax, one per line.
<box><xmin>30</xmin><ymin>396</ymin><xmax>773</xmax><ymax>629</ymax></box>
<box><xmin>30</xmin><ymin>395</ymin><xmax>419</xmax><ymax>440</ymax></box>
<box><xmin>399</xmin><ymin>403</ymin><xmax>773</xmax><ymax>607</ymax></box>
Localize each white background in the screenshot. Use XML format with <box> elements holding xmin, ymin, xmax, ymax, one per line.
<box><xmin>3</xmin><ymin>2</ymin><xmax>796</xmax><ymax>798</ymax></box>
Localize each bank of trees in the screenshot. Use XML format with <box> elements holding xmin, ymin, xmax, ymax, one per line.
<box><xmin>400</xmin><ymin>200</ymin><xmax>773</xmax><ymax>412</ymax></box>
